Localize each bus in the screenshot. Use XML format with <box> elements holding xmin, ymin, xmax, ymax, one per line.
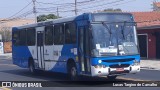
<box><xmin>12</xmin><ymin>13</ymin><xmax>140</xmax><ymax>80</ymax></box>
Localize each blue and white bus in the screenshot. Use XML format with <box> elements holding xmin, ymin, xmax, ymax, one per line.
<box><xmin>12</xmin><ymin>13</ymin><xmax>140</xmax><ymax>80</ymax></box>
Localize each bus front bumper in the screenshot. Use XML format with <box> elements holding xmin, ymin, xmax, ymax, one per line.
<box><xmin>91</xmin><ymin>65</ymin><xmax>140</xmax><ymax>77</ymax></box>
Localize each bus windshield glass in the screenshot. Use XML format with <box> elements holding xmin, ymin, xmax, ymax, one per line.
<box><xmin>92</xmin><ymin>13</ymin><xmax>133</xmax><ymax>22</ymax></box>
<box><xmin>91</xmin><ymin>22</ymin><xmax>139</xmax><ymax>57</ymax></box>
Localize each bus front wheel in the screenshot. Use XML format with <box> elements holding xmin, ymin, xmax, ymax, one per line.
<box><xmin>68</xmin><ymin>64</ymin><xmax>78</xmax><ymax>81</ymax></box>
<box><xmin>107</xmin><ymin>76</ymin><xmax>117</xmax><ymax>80</ymax></box>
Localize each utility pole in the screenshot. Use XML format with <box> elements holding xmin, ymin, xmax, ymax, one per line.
<box><xmin>75</xmin><ymin>0</ymin><xmax>77</xmax><ymax>16</ymax></box>
<box><xmin>57</xmin><ymin>7</ymin><xmax>59</xmax><ymax>18</ymax></box>
<box><xmin>32</xmin><ymin>0</ymin><xmax>37</xmax><ymax>23</ymax></box>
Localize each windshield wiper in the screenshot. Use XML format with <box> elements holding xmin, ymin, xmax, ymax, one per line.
<box><xmin>102</xmin><ymin>22</ymin><xmax>112</xmax><ymax>42</ymax></box>
<box><xmin>121</xmin><ymin>21</ymin><xmax>127</xmax><ymax>40</ymax></box>
<box><xmin>102</xmin><ymin>22</ymin><xmax>112</xmax><ymax>34</ymax></box>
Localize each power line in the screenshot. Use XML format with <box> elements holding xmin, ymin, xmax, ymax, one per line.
<box><xmin>36</xmin><ymin>1</ymin><xmax>75</xmax><ymax>6</ymax></box>
<box><xmin>79</xmin><ymin>0</ymin><xmax>125</xmax><ymax>10</ymax></box>
<box><xmin>32</xmin><ymin>0</ymin><xmax>37</xmax><ymax>23</ymax></box>
<box><xmin>57</xmin><ymin>7</ymin><xmax>59</xmax><ymax>17</ymax></box>
<box><xmin>8</xmin><ymin>1</ymin><xmax>32</xmax><ymax>19</ymax></box>
<box><xmin>81</xmin><ymin>0</ymin><xmax>136</xmax><ymax>12</ymax></box>
<box><xmin>0</xmin><ymin>10</ymin><xmax>33</xmax><ymax>23</ymax></box>
<box><xmin>35</xmin><ymin>0</ymin><xmax>99</xmax><ymax>12</ymax></box>
<box><xmin>75</xmin><ymin>0</ymin><xmax>77</xmax><ymax>15</ymax></box>
<box><xmin>8</xmin><ymin>10</ymin><xmax>33</xmax><ymax>21</ymax></box>
<box><xmin>35</xmin><ymin>0</ymin><xmax>114</xmax><ymax>15</ymax></box>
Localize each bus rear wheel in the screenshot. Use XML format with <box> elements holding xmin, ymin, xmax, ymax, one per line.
<box><xmin>29</xmin><ymin>60</ymin><xmax>36</xmax><ymax>74</ymax></box>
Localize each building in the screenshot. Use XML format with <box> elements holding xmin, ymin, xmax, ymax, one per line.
<box><xmin>132</xmin><ymin>12</ymin><xmax>160</xmax><ymax>59</ymax></box>
<box><xmin>0</xmin><ymin>18</ymin><xmax>34</xmax><ymax>53</ymax></box>
<box><xmin>0</xmin><ymin>18</ymin><xmax>34</xmax><ymax>31</ymax></box>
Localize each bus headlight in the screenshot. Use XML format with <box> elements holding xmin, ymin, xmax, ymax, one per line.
<box><xmin>94</xmin><ymin>65</ymin><xmax>106</xmax><ymax>68</ymax></box>
<box><xmin>98</xmin><ymin>60</ymin><xmax>102</xmax><ymax>64</ymax></box>
<box><xmin>133</xmin><ymin>60</ymin><xmax>140</xmax><ymax>66</ymax></box>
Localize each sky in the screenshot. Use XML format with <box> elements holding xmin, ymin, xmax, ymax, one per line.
<box><xmin>0</xmin><ymin>0</ymin><xmax>159</xmax><ymax>19</ymax></box>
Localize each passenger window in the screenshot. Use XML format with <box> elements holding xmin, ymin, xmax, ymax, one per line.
<box><xmin>27</xmin><ymin>28</ymin><xmax>36</xmax><ymax>46</ymax></box>
<box><xmin>19</xmin><ymin>30</ymin><xmax>27</xmax><ymax>46</ymax></box>
<box><xmin>65</xmin><ymin>22</ymin><xmax>76</xmax><ymax>44</ymax></box>
<box><xmin>13</xmin><ymin>31</ymin><xmax>20</xmax><ymax>46</ymax></box>
<box><xmin>54</xmin><ymin>24</ymin><xmax>64</xmax><ymax>45</ymax></box>
<box><xmin>45</xmin><ymin>26</ymin><xmax>53</xmax><ymax>45</ymax></box>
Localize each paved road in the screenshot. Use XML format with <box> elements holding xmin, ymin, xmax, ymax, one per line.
<box><xmin>0</xmin><ymin>56</ymin><xmax>160</xmax><ymax>90</ymax></box>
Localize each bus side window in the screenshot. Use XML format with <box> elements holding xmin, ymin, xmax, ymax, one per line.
<box><xmin>13</xmin><ymin>31</ymin><xmax>20</xmax><ymax>46</ymax></box>
<box><xmin>65</xmin><ymin>22</ymin><xmax>76</xmax><ymax>44</ymax></box>
<box><xmin>27</xmin><ymin>28</ymin><xmax>36</xmax><ymax>46</ymax></box>
<box><xmin>45</xmin><ymin>26</ymin><xmax>53</xmax><ymax>45</ymax></box>
<box><xmin>54</xmin><ymin>24</ymin><xmax>64</xmax><ymax>45</ymax></box>
<box><xmin>19</xmin><ymin>30</ymin><xmax>27</xmax><ymax>46</ymax></box>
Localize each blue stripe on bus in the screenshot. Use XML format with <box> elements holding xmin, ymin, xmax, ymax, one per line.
<box><xmin>90</xmin><ymin>55</ymin><xmax>140</xmax><ymax>66</ymax></box>
<box><xmin>12</xmin><ymin>46</ymin><xmax>32</xmax><ymax>68</ymax></box>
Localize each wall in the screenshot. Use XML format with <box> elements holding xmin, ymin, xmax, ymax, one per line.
<box><xmin>137</xmin><ymin>29</ymin><xmax>158</xmax><ymax>59</ymax></box>
<box><xmin>4</xmin><ymin>41</ymin><xmax>12</xmax><ymax>53</ymax></box>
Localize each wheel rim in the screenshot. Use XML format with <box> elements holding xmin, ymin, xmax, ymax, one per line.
<box><xmin>30</xmin><ymin>63</ymin><xmax>34</xmax><ymax>73</ymax></box>
<box><xmin>71</xmin><ymin>67</ymin><xmax>76</xmax><ymax>78</ymax></box>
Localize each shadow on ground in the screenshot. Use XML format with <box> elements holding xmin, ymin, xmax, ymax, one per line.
<box><xmin>0</xmin><ymin>68</ymin><xmax>134</xmax><ymax>87</ymax></box>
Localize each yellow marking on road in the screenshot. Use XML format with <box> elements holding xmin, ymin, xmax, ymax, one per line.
<box><xmin>0</xmin><ymin>87</ymin><xmax>12</xmax><ymax>90</ymax></box>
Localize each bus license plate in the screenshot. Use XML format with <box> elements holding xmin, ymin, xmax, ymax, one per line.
<box><xmin>116</xmin><ymin>68</ymin><xmax>124</xmax><ymax>72</ymax></box>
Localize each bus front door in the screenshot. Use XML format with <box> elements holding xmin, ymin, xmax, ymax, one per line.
<box><xmin>36</xmin><ymin>27</ymin><xmax>45</xmax><ymax>69</ymax></box>
<box><xmin>78</xmin><ymin>26</ymin><xmax>91</xmax><ymax>74</ymax></box>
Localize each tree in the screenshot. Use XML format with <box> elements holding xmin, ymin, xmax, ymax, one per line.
<box><xmin>0</xmin><ymin>26</ymin><xmax>12</xmax><ymax>42</ymax></box>
<box><xmin>37</xmin><ymin>14</ymin><xmax>60</xmax><ymax>22</ymax></box>
<box><xmin>103</xmin><ymin>8</ymin><xmax>122</xmax><ymax>12</ymax></box>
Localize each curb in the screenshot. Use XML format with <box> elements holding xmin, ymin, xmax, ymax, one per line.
<box><xmin>141</xmin><ymin>67</ymin><xmax>160</xmax><ymax>70</ymax></box>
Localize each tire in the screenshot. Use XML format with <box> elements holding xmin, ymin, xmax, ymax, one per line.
<box><xmin>107</xmin><ymin>76</ymin><xmax>117</xmax><ymax>80</ymax></box>
<box><xmin>68</xmin><ymin>63</ymin><xmax>78</xmax><ymax>81</ymax></box>
<box><xmin>29</xmin><ymin>60</ymin><xmax>36</xmax><ymax>74</ymax></box>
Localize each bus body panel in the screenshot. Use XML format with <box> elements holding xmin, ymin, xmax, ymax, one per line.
<box><xmin>90</xmin><ymin>55</ymin><xmax>140</xmax><ymax>76</ymax></box>
<box><xmin>12</xmin><ymin>13</ymin><xmax>140</xmax><ymax>77</ymax></box>
<box><xmin>12</xmin><ymin>46</ymin><xmax>32</xmax><ymax>68</ymax></box>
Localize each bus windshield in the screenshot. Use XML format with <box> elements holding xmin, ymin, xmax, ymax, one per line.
<box><xmin>91</xmin><ymin>22</ymin><xmax>139</xmax><ymax>57</ymax></box>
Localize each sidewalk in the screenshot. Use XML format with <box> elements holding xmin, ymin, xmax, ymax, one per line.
<box><xmin>0</xmin><ymin>53</ymin><xmax>12</xmax><ymax>59</ymax></box>
<box><xmin>0</xmin><ymin>53</ymin><xmax>12</xmax><ymax>56</ymax></box>
<box><xmin>141</xmin><ymin>59</ymin><xmax>160</xmax><ymax>70</ymax></box>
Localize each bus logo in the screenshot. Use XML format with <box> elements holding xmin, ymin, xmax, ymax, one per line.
<box><xmin>118</xmin><ymin>62</ymin><xmax>121</xmax><ymax>66</ymax></box>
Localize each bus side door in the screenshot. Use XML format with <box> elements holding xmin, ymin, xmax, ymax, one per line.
<box><xmin>78</xmin><ymin>26</ymin><xmax>91</xmax><ymax>74</ymax></box>
<box><xmin>36</xmin><ymin>27</ymin><xmax>45</xmax><ymax>69</ymax></box>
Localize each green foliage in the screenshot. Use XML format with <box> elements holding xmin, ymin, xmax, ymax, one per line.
<box><xmin>103</xmin><ymin>8</ymin><xmax>122</xmax><ymax>12</ymax></box>
<box><xmin>37</xmin><ymin>14</ymin><xmax>60</xmax><ymax>22</ymax></box>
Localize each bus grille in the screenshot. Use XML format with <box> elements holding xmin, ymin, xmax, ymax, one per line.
<box><xmin>109</xmin><ymin>70</ymin><xmax>129</xmax><ymax>75</ymax></box>
<box><xmin>102</xmin><ymin>58</ymin><xmax>134</xmax><ymax>63</ymax></box>
<box><xmin>109</xmin><ymin>64</ymin><xmax>130</xmax><ymax>68</ymax></box>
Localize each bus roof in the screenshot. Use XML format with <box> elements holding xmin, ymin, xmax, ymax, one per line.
<box><xmin>13</xmin><ymin>12</ymin><xmax>133</xmax><ymax>29</ymax></box>
<box><xmin>13</xmin><ymin>16</ymin><xmax>78</xmax><ymax>29</ymax></box>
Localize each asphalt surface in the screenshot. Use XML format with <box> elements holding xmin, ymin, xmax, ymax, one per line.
<box><xmin>0</xmin><ymin>55</ymin><xmax>160</xmax><ymax>90</ymax></box>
